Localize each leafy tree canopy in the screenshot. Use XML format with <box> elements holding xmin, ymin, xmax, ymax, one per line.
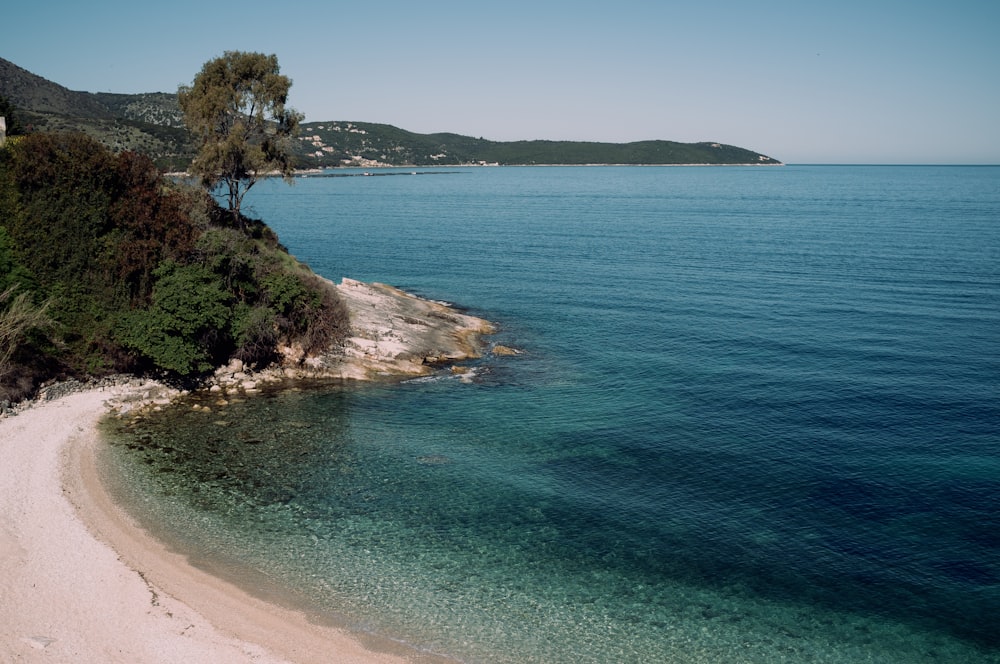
<box><xmin>178</xmin><ymin>52</ymin><xmax>302</xmax><ymax>224</ymax></box>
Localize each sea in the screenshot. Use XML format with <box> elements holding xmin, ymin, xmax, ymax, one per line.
<box><xmin>102</xmin><ymin>165</ymin><xmax>1000</xmax><ymax>663</ymax></box>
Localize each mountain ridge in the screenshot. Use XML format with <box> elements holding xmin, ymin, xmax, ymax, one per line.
<box><xmin>0</xmin><ymin>57</ymin><xmax>781</xmax><ymax>168</ymax></box>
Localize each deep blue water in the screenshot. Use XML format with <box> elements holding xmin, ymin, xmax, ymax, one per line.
<box><xmin>105</xmin><ymin>165</ymin><xmax>1000</xmax><ymax>662</ymax></box>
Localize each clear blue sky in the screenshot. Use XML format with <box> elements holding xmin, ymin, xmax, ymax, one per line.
<box><xmin>5</xmin><ymin>0</ymin><xmax>999</xmax><ymax>163</ymax></box>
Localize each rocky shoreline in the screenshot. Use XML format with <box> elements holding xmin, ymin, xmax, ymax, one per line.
<box><xmin>209</xmin><ymin>278</ymin><xmax>497</xmax><ymax>389</ymax></box>
<box><xmin>0</xmin><ymin>375</ymin><xmax>182</xmax><ymax>419</ymax></box>
<box><xmin>2</xmin><ymin>278</ymin><xmax>499</xmax><ymax>419</ymax></box>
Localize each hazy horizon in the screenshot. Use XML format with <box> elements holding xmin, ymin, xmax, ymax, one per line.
<box><xmin>5</xmin><ymin>1</ymin><xmax>999</xmax><ymax>165</ymax></box>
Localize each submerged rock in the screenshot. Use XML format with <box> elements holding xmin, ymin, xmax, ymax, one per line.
<box><xmin>491</xmin><ymin>344</ymin><xmax>522</xmax><ymax>356</ymax></box>
<box><xmin>416</xmin><ymin>454</ymin><xmax>453</xmax><ymax>465</ymax></box>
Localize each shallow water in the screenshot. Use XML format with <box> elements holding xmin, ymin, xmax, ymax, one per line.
<box><xmin>104</xmin><ymin>165</ymin><xmax>1000</xmax><ymax>662</ymax></box>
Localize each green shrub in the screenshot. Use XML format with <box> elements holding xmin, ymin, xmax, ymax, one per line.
<box><xmin>0</xmin><ymin>285</ymin><xmax>53</xmax><ymax>380</ymax></box>
<box><xmin>0</xmin><ymin>227</ymin><xmax>34</xmax><ymax>296</ymax></box>
<box><xmin>232</xmin><ymin>303</ymin><xmax>279</xmax><ymax>366</ymax></box>
<box><xmin>117</xmin><ymin>262</ymin><xmax>233</xmax><ymax>375</ymax></box>
<box><xmin>195</xmin><ymin>227</ymin><xmax>262</xmax><ymax>298</ymax></box>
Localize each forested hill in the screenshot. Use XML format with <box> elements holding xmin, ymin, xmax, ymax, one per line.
<box><xmin>295</xmin><ymin>121</ymin><xmax>781</xmax><ymax>167</ymax></box>
<box><xmin>0</xmin><ymin>57</ymin><xmax>192</xmax><ymax>170</ymax></box>
<box><xmin>0</xmin><ymin>57</ymin><xmax>780</xmax><ymax>168</ymax></box>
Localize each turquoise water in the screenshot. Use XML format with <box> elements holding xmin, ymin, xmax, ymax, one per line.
<box><xmin>104</xmin><ymin>166</ymin><xmax>1000</xmax><ymax>662</ymax></box>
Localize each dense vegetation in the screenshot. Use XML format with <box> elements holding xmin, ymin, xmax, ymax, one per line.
<box><xmin>0</xmin><ymin>131</ymin><xmax>348</xmax><ymax>402</ymax></box>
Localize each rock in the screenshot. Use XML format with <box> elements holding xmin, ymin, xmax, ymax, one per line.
<box><xmin>23</xmin><ymin>635</ymin><xmax>56</xmax><ymax>650</ymax></box>
<box><xmin>331</xmin><ymin>278</ymin><xmax>495</xmax><ymax>379</ymax></box>
<box><xmin>416</xmin><ymin>454</ymin><xmax>453</xmax><ymax>465</ymax></box>
<box><xmin>492</xmin><ymin>345</ymin><xmax>522</xmax><ymax>356</ymax></box>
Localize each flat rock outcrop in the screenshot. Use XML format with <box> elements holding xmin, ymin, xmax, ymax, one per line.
<box><xmin>210</xmin><ymin>278</ymin><xmax>495</xmax><ymax>390</ymax></box>
<box><xmin>330</xmin><ymin>278</ymin><xmax>495</xmax><ymax>378</ymax></box>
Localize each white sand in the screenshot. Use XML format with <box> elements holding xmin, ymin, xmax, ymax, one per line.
<box><xmin>0</xmin><ymin>385</ymin><xmax>426</xmax><ymax>663</ymax></box>
<box><xmin>0</xmin><ymin>278</ymin><xmax>493</xmax><ymax>662</ymax></box>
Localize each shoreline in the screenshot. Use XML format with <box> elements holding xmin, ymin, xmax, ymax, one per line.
<box><xmin>166</xmin><ymin>163</ymin><xmax>784</xmax><ymax>178</ymax></box>
<box><xmin>0</xmin><ymin>280</ymin><xmax>494</xmax><ymax>662</ymax></box>
<box><xmin>0</xmin><ymin>384</ymin><xmax>437</xmax><ymax>662</ymax></box>
<box><xmin>204</xmin><ymin>278</ymin><xmax>497</xmax><ymax>391</ymax></box>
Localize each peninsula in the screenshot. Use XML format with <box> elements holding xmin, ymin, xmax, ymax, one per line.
<box><xmin>0</xmin><ymin>128</ymin><xmax>496</xmax><ymax>408</ymax></box>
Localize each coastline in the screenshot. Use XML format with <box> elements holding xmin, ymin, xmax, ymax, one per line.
<box><xmin>0</xmin><ymin>280</ymin><xmax>493</xmax><ymax>662</ymax></box>
<box><xmin>206</xmin><ymin>278</ymin><xmax>497</xmax><ymax>390</ymax></box>
<box><xmin>0</xmin><ymin>384</ymin><xmax>438</xmax><ymax>663</ymax></box>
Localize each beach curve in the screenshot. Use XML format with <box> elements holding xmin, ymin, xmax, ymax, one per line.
<box><xmin>0</xmin><ymin>384</ymin><xmax>442</xmax><ymax>663</ymax></box>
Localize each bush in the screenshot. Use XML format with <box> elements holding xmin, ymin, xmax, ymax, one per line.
<box><xmin>108</xmin><ymin>151</ymin><xmax>200</xmax><ymax>305</ymax></box>
<box><xmin>298</xmin><ymin>273</ymin><xmax>350</xmax><ymax>355</ymax></box>
<box><xmin>0</xmin><ymin>227</ymin><xmax>34</xmax><ymax>295</ymax></box>
<box><xmin>0</xmin><ymin>130</ymin><xmax>349</xmax><ymax>390</ymax></box>
<box><xmin>0</xmin><ymin>286</ymin><xmax>53</xmax><ymax>381</ymax></box>
<box><xmin>117</xmin><ymin>262</ymin><xmax>233</xmax><ymax>376</ymax></box>
<box><xmin>232</xmin><ymin>304</ymin><xmax>279</xmax><ymax>366</ymax></box>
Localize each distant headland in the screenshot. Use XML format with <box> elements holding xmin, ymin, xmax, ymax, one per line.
<box><xmin>0</xmin><ymin>57</ymin><xmax>781</xmax><ymax>171</ymax></box>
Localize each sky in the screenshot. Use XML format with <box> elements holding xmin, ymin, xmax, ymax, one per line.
<box><xmin>4</xmin><ymin>0</ymin><xmax>999</xmax><ymax>164</ymax></box>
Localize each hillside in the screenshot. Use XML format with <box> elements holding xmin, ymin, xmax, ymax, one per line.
<box><xmin>294</xmin><ymin>121</ymin><xmax>780</xmax><ymax>167</ymax></box>
<box><xmin>0</xmin><ymin>58</ymin><xmax>194</xmax><ymax>170</ymax></box>
<box><xmin>0</xmin><ymin>57</ymin><xmax>781</xmax><ymax>167</ymax></box>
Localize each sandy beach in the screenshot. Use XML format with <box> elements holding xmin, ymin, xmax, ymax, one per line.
<box><xmin>0</xmin><ymin>383</ymin><xmax>435</xmax><ymax>663</ymax></box>
<box><xmin>0</xmin><ymin>279</ymin><xmax>494</xmax><ymax>662</ymax></box>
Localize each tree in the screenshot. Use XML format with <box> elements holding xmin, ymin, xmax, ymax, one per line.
<box><xmin>178</xmin><ymin>52</ymin><xmax>302</xmax><ymax>225</ymax></box>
